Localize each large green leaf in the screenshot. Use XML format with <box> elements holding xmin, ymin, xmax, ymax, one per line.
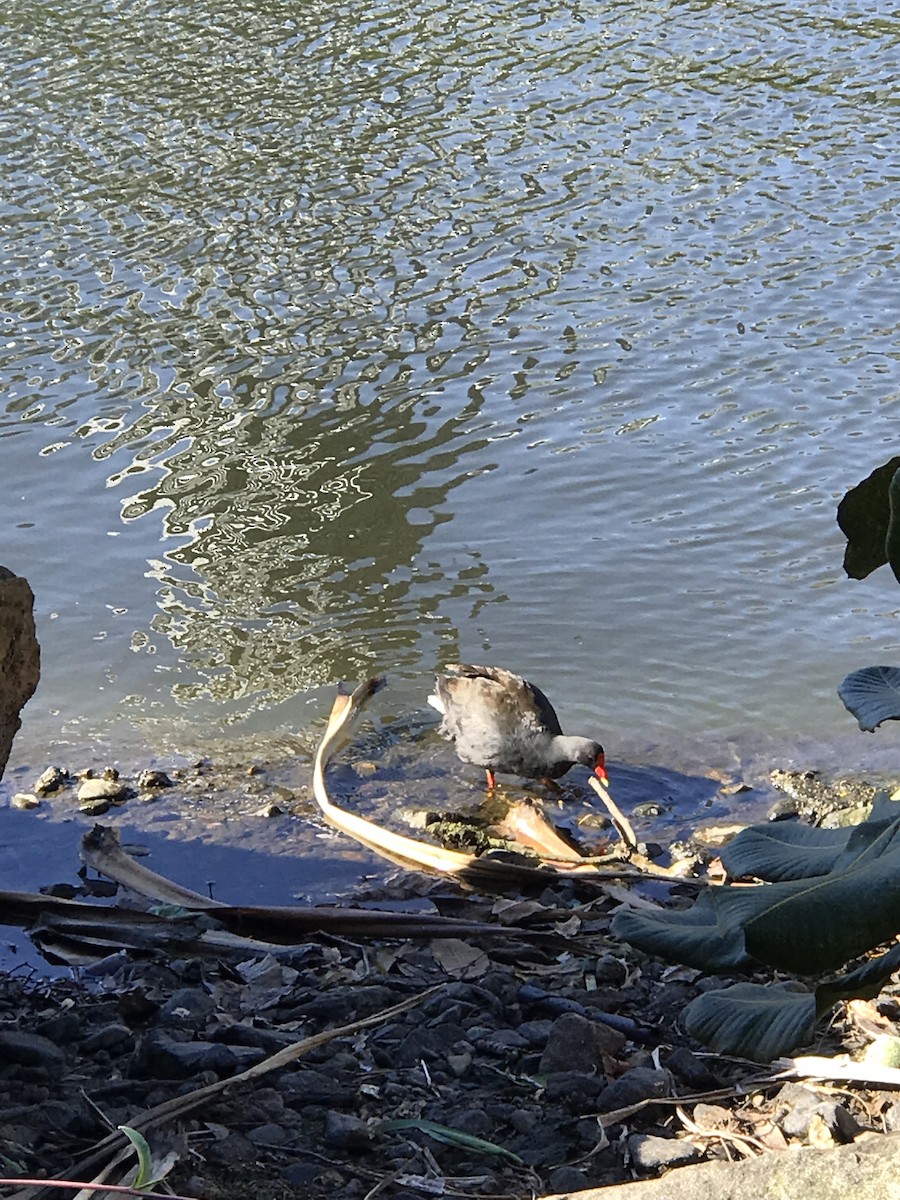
<box><xmin>837</xmin><ymin>457</ymin><xmax>900</xmax><ymax>580</ymax></box>
<box><xmin>611</xmin><ymin>891</ymin><xmax>753</xmax><ymax>974</ymax></box>
<box><xmin>615</xmin><ymin>804</ymin><xmax>900</xmax><ymax>976</ymax></box>
<box><xmin>838</xmin><ymin>666</ymin><xmax>900</xmax><ymax>732</ymax></box>
<box><xmin>721</xmin><ymin>794</ymin><xmax>900</xmax><ymax>880</ymax></box>
<box><xmin>815</xmin><ymin>942</ymin><xmax>900</xmax><ymax>1011</ymax></box>
<box><xmin>682</xmin><ymin>943</ymin><xmax>900</xmax><ymax>1062</ymax></box>
<box><xmin>683</xmin><ymin>982</ymin><xmax>816</xmax><ymax>1062</ymax></box>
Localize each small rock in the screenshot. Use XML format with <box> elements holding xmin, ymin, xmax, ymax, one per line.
<box><xmin>543</xmin><ymin>1070</ymin><xmax>608</xmax><ymax>1111</ymax></box>
<box><xmin>247</xmin><ymin>1122</ymin><xmax>289</xmax><ymax>1147</ymax></box>
<box><xmin>130</xmin><ymin>1029</ymin><xmax>263</xmax><ymax>1079</ymax></box>
<box><xmin>776</xmin><ymin>1082</ymin><xmax>824</xmax><ymax>1138</ymax></box>
<box><xmin>323</xmin><ymin>1110</ymin><xmax>372</xmax><ymax>1149</ymax></box>
<box><xmin>137</xmin><ymin>769</ymin><xmax>173</xmax><ymax>790</ymax></box>
<box><xmin>11</xmin><ymin>792</ymin><xmax>40</xmax><ymax>809</ymax></box>
<box><xmin>0</xmin><ymin>1030</ymin><xmax>67</xmax><ymax>1068</ymax></box>
<box><xmin>539</xmin><ymin>1012</ymin><xmax>626</xmax><ymax>1076</ymax></box>
<box><xmin>34</xmin><ymin>765</ymin><xmax>67</xmax><ymax>795</ymax></box>
<box><xmin>78</xmin><ymin>777</ymin><xmax>129</xmax><ymax>806</ymax></box>
<box><xmin>633</xmin><ymin>802</ymin><xmax>667</xmax><ymax>819</ymax></box>
<box><xmin>35</xmin><ymin>1011</ymin><xmax>81</xmax><ymax>1044</ymax></box>
<box><xmin>546</xmin><ymin>1166</ymin><xmax>590</xmax><ymax>1193</ymax></box>
<box><xmin>596</xmin><ymin>1066</ymin><xmax>671</xmax><ymax>1113</ymax></box>
<box><xmin>159</xmin><ymin>987</ymin><xmax>216</xmax><ymax>1030</ymax></box>
<box><xmin>665</xmin><ymin>1047</ymin><xmax>724</xmax><ymax>1091</ymax></box>
<box><xmin>629</xmin><ymin>1132</ymin><xmax>702</xmax><ymax>1172</ymax></box>
<box><xmin>81</xmin><ymin>1024</ymin><xmax>134</xmax><ymax>1054</ymax></box>
<box><xmin>251</xmin><ymin>801</ymin><xmax>283</xmax><ymax>818</ymax></box>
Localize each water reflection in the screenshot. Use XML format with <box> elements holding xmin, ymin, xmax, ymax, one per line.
<box><xmin>0</xmin><ymin>0</ymin><xmax>897</xmax><ymax>758</ymax></box>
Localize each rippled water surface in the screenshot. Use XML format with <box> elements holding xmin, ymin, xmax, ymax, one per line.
<box><xmin>1</xmin><ymin>0</ymin><xmax>899</xmax><ymax>897</ymax></box>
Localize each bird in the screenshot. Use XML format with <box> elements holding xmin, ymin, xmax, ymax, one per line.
<box><xmin>428</xmin><ymin>663</ymin><xmax>608</xmax><ymax>790</ymax></box>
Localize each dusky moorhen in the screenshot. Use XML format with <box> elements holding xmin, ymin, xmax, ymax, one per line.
<box><xmin>428</xmin><ymin>663</ymin><xmax>608</xmax><ymax>789</ymax></box>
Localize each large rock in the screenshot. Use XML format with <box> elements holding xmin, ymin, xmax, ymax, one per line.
<box><xmin>0</xmin><ymin>567</ymin><xmax>39</xmax><ymax>781</ymax></box>
<box><xmin>542</xmin><ymin>1130</ymin><xmax>900</xmax><ymax>1199</ymax></box>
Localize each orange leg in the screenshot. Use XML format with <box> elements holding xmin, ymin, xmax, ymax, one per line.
<box><xmin>485</xmin><ymin>769</ymin><xmax>496</xmax><ymax>789</ymax></box>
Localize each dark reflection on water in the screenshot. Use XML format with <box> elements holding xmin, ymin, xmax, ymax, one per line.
<box><xmin>0</xmin><ymin>0</ymin><xmax>899</xmax><ymax>900</ymax></box>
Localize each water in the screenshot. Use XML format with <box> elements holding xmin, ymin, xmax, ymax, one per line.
<box><xmin>1</xmin><ymin>0</ymin><xmax>899</xmax><ymax>902</ymax></box>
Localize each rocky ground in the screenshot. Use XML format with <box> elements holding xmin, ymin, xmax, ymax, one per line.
<box><xmin>2</xmin><ymin>764</ymin><xmax>900</xmax><ymax>1200</ymax></box>
<box><xmin>1</xmin><ymin>867</ymin><xmax>899</xmax><ymax>1200</ymax></box>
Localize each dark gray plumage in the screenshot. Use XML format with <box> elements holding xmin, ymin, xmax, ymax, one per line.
<box><xmin>429</xmin><ymin>663</ymin><xmax>608</xmax><ymax>788</ymax></box>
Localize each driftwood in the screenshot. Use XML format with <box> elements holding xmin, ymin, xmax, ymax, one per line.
<box><xmin>312</xmin><ymin>676</ymin><xmax>673</xmax><ymax>886</ymax></box>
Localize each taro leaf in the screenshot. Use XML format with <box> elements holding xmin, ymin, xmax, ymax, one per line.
<box><xmin>683</xmin><ymin>982</ymin><xmax>816</xmax><ymax>1063</ymax></box>
<box><xmin>721</xmin><ymin>794</ymin><xmax>900</xmax><ymax>881</ymax></box>
<box><xmin>837</xmin><ymin>456</ymin><xmax>900</xmax><ymax>580</ymax></box>
<box><xmin>614</xmin><ymin>805</ymin><xmax>900</xmax><ymax>976</ymax></box>
<box><xmin>815</xmin><ymin>942</ymin><xmax>900</xmax><ymax>1012</ymax></box>
<box><xmin>611</xmin><ymin>891</ymin><xmax>753</xmax><ymax>974</ymax></box>
<box><xmin>838</xmin><ymin>666</ymin><xmax>900</xmax><ymax>732</ymax></box>
<box><xmin>683</xmin><ymin>943</ymin><xmax>900</xmax><ymax>1062</ymax></box>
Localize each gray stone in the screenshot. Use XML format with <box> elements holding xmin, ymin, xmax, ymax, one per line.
<box><xmin>78</xmin><ymin>776</ymin><xmax>129</xmax><ymax>805</ymax></box>
<box><xmin>80</xmin><ymin>1024</ymin><xmax>135</xmax><ymax>1054</ymax></box>
<box><xmin>542</xmin><ymin>1128</ymin><xmax>900</xmax><ymax>1200</ymax></box>
<box><xmin>543</xmin><ymin>1071</ymin><xmax>608</xmax><ymax>1111</ymax></box>
<box><xmin>159</xmin><ymin>987</ymin><xmax>216</xmax><ymax>1030</ymax></box>
<box><xmin>628</xmin><ymin>1132</ymin><xmax>702</xmax><ymax>1172</ymax></box>
<box><xmin>323</xmin><ymin>1110</ymin><xmax>372</xmax><ymax>1149</ymax></box>
<box><xmin>137</xmin><ymin>769</ymin><xmax>173</xmax><ymax>789</ymax></box>
<box><xmin>665</xmin><ymin>1047</ymin><xmax>723</xmax><ymax>1091</ymax></box>
<box><xmin>247</xmin><ymin>1122</ymin><xmax>289</xmax><ymax>1146</ymax></box>
<box><xmin>596</xmin><ymin>1067</ymin><xmax>670</xmax><ymax>1113</ymax></box>
<box><xmin>11</xmin><ymin>792</ymin><xmax>40</xmax><ymax>808</ymax></box>
<box><xmin>546</xmin><ymin>1166</ymin><xmax>591</xmax><ymax>1193</ymax></box>
<box><xmin>34</xmin><ymin>766</ymin><xmax>67</xmax><ymax>795</ymax></box>
<box><xmin>35</xmin><ymin>1010</ymin><xmax>81</xmax><ymax>1044</ymax></box>
<box><xmin>0</xmin><ymin>1029</ymin><xmax>66</xmax><ymax>1068</ymax></box>
<box><xmin>775</xmin><ymin>1081</ymin><xmax>823</xmax><ymax>1138</ymax></box>
<box><xmin>278</xmin><ymin>1068</ymin><xmax>356</xmax><ymax>1108</ymax></box>
<box><xmin>539</xmin><ymin>1012</ymin><xmax>626</xmax><ymax>1077</ymax></box>
<box><xmin>130</xmin><ymin>1029</ymin><xmax>263</xmax><ymax>1079</ymax></box>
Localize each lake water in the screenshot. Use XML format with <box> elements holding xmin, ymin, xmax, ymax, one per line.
<box><xmin>1</xmin><ymin>0</ymin><xmax>899</xmax><ymax>907</ymax></box>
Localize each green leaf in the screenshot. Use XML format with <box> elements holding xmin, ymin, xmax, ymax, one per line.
<box><xmin>720</xmin><ymin>821</ymin><xmax>860</xmax><ymax>882</ymax></box>
<box><xmin>721</xmin><ymin>794</ymin><xmax>900</xmax><ymax>880</ymax></box>
<box><xmin>682</xmin><ymin>944</ymin><xmax>900</xmax><ymax>1062</ymax></box>
<box><xmin>377</xmin><ymin>1118</ymin><xmax>524</xmax><ymax>1164</ymax></box>
<box><xmin>118</xmin><ymin>1125</ymin><xmax>153</xmax><ymax>1189</ymax></box>
<box><xmin>815</xmin><ymin>942</ymin><xmax>900</xmax><ymax>1012</ymax></box>
<box><xmin>837</xmin><ymin>457</ymin><xmax>900</xmax><ymax>580</ymax></box>
<box><xmin>684</xmin><ymin>982</ymin><xmax>816</xmax><ymax>1063</ymax></box>
<box><xmin>838</xmin><ymin>666</ymin><xmax>900</xmax><ymax>732</ymax></box>
<box><xmin>611</xmin><ymin>891</ymin><xmax>753</xmax><ymax>974</ymax></box>
<box><xmin>616</xmin><ymin>804</ymin><xmax>900</xmax><ymax>976</ymax></box>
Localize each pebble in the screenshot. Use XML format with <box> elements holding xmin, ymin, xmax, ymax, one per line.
<box><xmin>0</xmin><ymin>1030</ymin><xmax>67</xmax><ymax>1069</ymax></box>
<box><xmin>158</xmin><ymin>987</ymin><xmax>216</xmax><ymax>1030</ymax></box>
<box><xmin>628</xmin><ymin>1132</ymin><xmax>702</xmax><ymax>1172</ymax></box>
<box><xmin>137</xmin><ymin>769</ymin><xmax>173</xmax><ymax>789</ymax></box>
<box><xmin>539</xmin><ymin>1011</ymin><xmax>626</xmax><ymax>1076</ymax></box>
<box><xmin>11</xmin><ymin>792</ymin><xmax>40</xmax><ymax>809</ymax></box>
<box><xmin>546</xmin><ymin>1165</ymin><xmax>591</xmax><ymax>1193</ymax></box>
<box><xmin>34</xmin><ymin>765</ymin><xmax>67</xmax><ymax>795</ymax></box>
<box><xmin>596</xmin><ymin>1066</ymin><xmax>671</xmax><ymax>1113</ymax></box>
<box><xmin>77</xmin><ymin>776</ymin><xmax>129</xmax><ymax>808</ymax></box>
<box><xmin>323</xmin><ymin>1111</ymin><xmax>372</xmax><ymax>1149</ymax></box>
<box><xmin>130</xmin><ymin>1030</ymin><xmax>264</xmax><ymax>1079</ymax></box>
